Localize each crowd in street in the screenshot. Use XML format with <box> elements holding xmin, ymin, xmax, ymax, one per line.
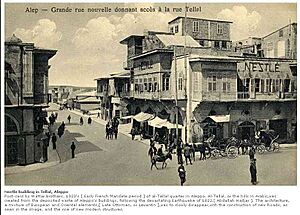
<box><xmin>46</xmin><ymin>110</ymin><xmax>258</xmax><ymax>186</ymax></box>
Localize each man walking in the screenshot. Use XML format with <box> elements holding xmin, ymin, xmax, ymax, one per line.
<box><xmin>80</xmin><ymin>117</ymin><xmax>84</xmax><ymax>125</ymax></box>
<box><xmin>250</xmin><ymin>158</ymin><xmax>258</xmax><ymax>185</ymax></box>
<box><xmin>178</xmin><ymin>163</ymin><xmax>186</xmax><ymax>186</ymax></box>
<box><xmin>184</xmin><ymin>144</ymin><xmax>192</xmax><ymax>165</ymax></box>
<box><xmin>67</xmin><ymin>115</ymin><xmax>71</xmax><ymax>124</ymax></box>
<box><xmin>71</xmin><ymin>142</ymin><xmax>76</xmax><ymax>159</ymax></box>
<box><xmin>51</xmin><ymin>133</ymin><xmax>57</xmax><ymax>150</ymax></box>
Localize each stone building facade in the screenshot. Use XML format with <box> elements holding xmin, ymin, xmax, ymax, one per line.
<box><xmin>5</xmin><ymin>35</ymin><xmax>57</xmax><ymax>166</ymax></box>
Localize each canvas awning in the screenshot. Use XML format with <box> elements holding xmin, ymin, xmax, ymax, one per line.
<box><xmin>133</xmin><ymin>112</ymin><xmax>155</xmax><ymax>122</ymax></box>
<box><xmin>121</xmin><ymin>115</ymin><xmax>134</xmax><ymax>120</ymax></box>
<box><xmin>162</xmin><ymin>121</ymin><xmax>183</xmax><ymax>129</ymax></box>
<box><xmin>148</xmin><ymin>116</ymin><xmax>168</xmax><ymax>128</ymax></box>
<box><xmin>202</xmin><ymin>115</ymin><xmax>230</xmax><ymax>123</ymax></box>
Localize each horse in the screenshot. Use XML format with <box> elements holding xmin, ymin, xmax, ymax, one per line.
<box><xmin>191</xmin><ymin>141</ymin><xmax>212</xmax><ymax>161</ymax></box>
<box><xmin>151</xmin><ymin>152</ymin><xmax>172</xmax><ymax>170</ymax></box>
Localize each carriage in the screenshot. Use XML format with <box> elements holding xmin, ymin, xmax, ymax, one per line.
<box><xmin>192</xmin><ymin>136</ymin><xmax>239</xmax><ymax>160</ymax></box>
<box><xmin>256</xmin><ymin>129</ymin><xmax>280</xmax><ymax>153</ymax></box>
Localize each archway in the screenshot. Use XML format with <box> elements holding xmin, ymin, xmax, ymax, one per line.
<box><xmin>238</xmin><ymin>121</ymin><xmax>255</xmax><ymax>140</ymax></box>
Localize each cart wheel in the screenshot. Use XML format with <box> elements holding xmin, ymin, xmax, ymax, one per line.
<box><xmin>227</xmin><ymin>146</ymin><xmax>238</xmax><ymax>159</ymax></box>
<box><xmin>256</xmin><ymin>145</ymin><xmax>265</xmax><ymax>154</ymax></box>
<box><xmin>220</xmin><ymin>149</ymin><xmax>227</xmax><ymax>157</ymax></box>
<box><xmin>211</xmin><ymin>150</ymin><xmax>218</xmax><ymax>159</ymax></box>
<box><xmin>271</xmin><ymin>142</ymin><xmax>280</xmax><ymax>152</ymax></box>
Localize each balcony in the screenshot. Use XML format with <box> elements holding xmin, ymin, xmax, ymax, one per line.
<box><xmin>34</xmin><ymin>94</ymin><xmax>49</xmax><ymax>104</ymax></box>
<box><xmin>202</xmin><ymin>92</ymin><xmax>237</xmax><ymax>102</ymax></box>
<box><xmin>131</xmin><ymin>90</ymin><xmax>186</xmax><ymax>100</ymax></box>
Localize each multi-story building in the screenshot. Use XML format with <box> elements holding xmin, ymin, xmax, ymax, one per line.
<box><xmin>5</xmin><ymin>35</ymin><xmax>57</xmax><ymax>166</ymax></box>
<box><xmin>234</xmin><ymin>23</ymin><xmax>297</xmax><ymax>59</ymax></box>
<box><xmin>96</xmin><ymin>72</ymin><xmax>130</xmax><ymax>121</ymax></box>
<box><xmin>262</xmin><ymin>22</ymin><xmax>297</xmax><ymax>59</ymax></box>
<box><xmin>189</xmin><ymin>56</ymin><xmax>296</xmax><ymax>142</ymax></box>
<box><xmin>99</xmin><ymin>16</ymin><xmax>297</xmax><ymax>144</ymax></box>
<box><xmin>168</xmin><ymin>16</ymin><xmax>232</xmax><ymax>50</ymax></box>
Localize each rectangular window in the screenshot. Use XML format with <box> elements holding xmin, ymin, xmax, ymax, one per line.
<box><xmin>284</xmin><ymin>79</ymin><xmax>290</xmax><ymax>92</ymax></box>
<box><xmin>178</xmin><ymin>77</ymin><xmax>183</xmax><ymax>91</ymax></box>
<box><xmin>260</xmin><ymin>79</ymin><xmax>265</xmax><ymax>93</ymax></box>
<box><xmin>275</xmin><ymin>79</ymin><xmax>280</xmax><ymax>92</ymax></box>
<box><xmin>199</xmin><ymin>40</ymin><xmax>204</xmax><ymax>46</ymax></box>
<box><xmin>170</xmin><ymin>27</ymin><xmax>174</xmax><ymax>33</ymax></box>
<box><xmin>148</xmin><ymin>78</ymin><xmax>152</xmax><ymax>92</ymax></box>
<box><xmin>208</xmin><ymin>75</ymin><xmax>217</xmax><ymax>92</ymax></box>
<box><xmin>222</xmin><ymin>77</ymin><xmax>230</xmax><ymax>92</ymax></box>
<box><xmin>222</xmin><ymin>41</ymin><xmax>227</xmax><ymax>49</ymax></box>
<box><xmin>175</xmin><ymin>25</ymin><xmax>179</xmax><ymax>33</ymax></box>
<box><xmin>193</xmin><ymin>21</ymin><xmax>199</xmax><ymax>32</ymax></box>
<box><xmin>279</xmin><ymin>29</ymin><xmax>283</xmax><ymax>37</ymax></box>
<box><xmin>214</xmin><ymin>41</ymin><xmax>220</xmax><ymax>49</ymax></box>
<box><xmin>217</xmin><ymin>23</ymin><xmax>223</xmax><ymax>34</ymax></box>
<box><xmin>255</xmin><ymin>78</ymin><xmax>260</xmax><ymax>92</ymax></box>
<box><xmin>163</xmin><ymin>75</ymin><xmax>170</xmax><ymax>91</ymax></box>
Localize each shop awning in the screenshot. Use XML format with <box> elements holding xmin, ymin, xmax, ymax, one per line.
<box><xmin>133</xmin><ymin>112</ymin><xmax>155</xmax><ymax>122</ymax></box>
<box><xmin>148</xmin><ymin>116</ymin><xmax>168</xmax><ymax>128</ymax></box>
<box><xmin>202</xmin><ymin>115</ymin><xmax>230</xmax><ymax>123</ymax></box>
<box><xmin>161</xmin><ymin>121</ymin><xmax>183</xmax><ymax>129</ymax></box>
<box><xmin>121</xmin><ymin>115</ymin><xmax>134</xmax><ymax>120</ymax></box>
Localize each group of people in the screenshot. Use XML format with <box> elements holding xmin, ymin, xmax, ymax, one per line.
<box><xmin>48</xmin><ymin>112</ymin><xmax>58</xmax><ymax>126</ymax></box>
<box><xmin>105</xmin><ymin>117</ymin><xmax>120</xmax><ymax>140</ymax></box>
<box><xmin>79</xmin><ymin>116</ymin><xmax>92</xmax><ymax>125</ymax></box>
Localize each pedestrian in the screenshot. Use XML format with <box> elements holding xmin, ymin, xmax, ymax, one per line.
<box><xmin>71</xmin><ymin>142</ymin><xmax>76</xmax><ymax>158</ymax></box>
<box><xmin>97</xmin><ymin>112</ymin><xmax>100</xmax><ymax>118</ymax></box>
<box><xmin>105</xmin><ymin>123</ymin><xmax>110</xmax><ymax>139</ymax></box>
<box><xmin>184</xmin><ymin>144</ymin><xmax>192</xmax><ymax>165</ymax></box>
<box><xmin>45</xmin><ymin>131</ymin><xmax>51</xmax><ymax>147</ymax></box>
<box><xmin>130</xmin><ymin>127</ymin><xmax>136</xmax><ymax>140</ymax></box>
<box><xmin>88</xmin><ymin>117</ymin><xmax>92</xmax><ymax>125</ymax></box>
<box><xmin>249</xmin><ymin>145</ymin><xmax>256</xmax><ymax>160</ymax></box>
<box><xmin>51</xmin><ymin>133</ymin><xmax>57</xmax><ymax>150</ymax></box>
<box><xmin>80</xmin><ymin>117</ymin><xmax>84</xmax><ymax>125</ymax></box>
<box><xmin>114</xmin><ymin>126</ymin><xmax>118</xmax><ymax>139</ymax></box>
<box><xmin>250</xmin><ymin>158</ymin><xmax>258</xmax><ymax>185</ymax></box>
<box><xmin>67</xmin><ymin>115</ymin><xmax>71</xmax><ymax>124</ymax></box>
<box><xmin>178</xmin><ymin>163</ymin><xmax>186</xmax><ymax>186</ymax></box>
<box><xmin>176</xmin><ymin>140</ymin><xmax>183</xmax><ymax>164</ymax></box>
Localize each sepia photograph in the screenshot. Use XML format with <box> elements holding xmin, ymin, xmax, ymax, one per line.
<box><xmin>2</xmin><ymin>2</ymin><xmax>297</xmax><ymax>188</ymax></box>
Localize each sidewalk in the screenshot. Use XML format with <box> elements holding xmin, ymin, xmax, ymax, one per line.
<box><xmin>5</xmin><ymin>145</ymin><xmax>60</xmax><ymax>175</ymax></box>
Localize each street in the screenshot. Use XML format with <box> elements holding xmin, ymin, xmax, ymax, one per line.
<box><xmin>5</xmin><ymin>108</ymin><xmax>297</xmax><ymax>186</ymax></box>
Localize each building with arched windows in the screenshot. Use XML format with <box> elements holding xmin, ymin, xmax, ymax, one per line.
<box><xmin>5</xmin><ymin>35</ymin><xmax>57</xmax><ymax>166</ymax></box>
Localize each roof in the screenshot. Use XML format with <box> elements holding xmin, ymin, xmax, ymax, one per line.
<box><xmin>129</xmin><ymin>49</ymin><xmax>173</xmax><ymax>60</ymax></box>
<box><xmin>156</xmin><ymin>34</ymin><xmax>201</xmax><ymax>48</ymax></box>
<box><xmin>120</xmin><ymin>35</ymin><xmax>144</xmax><ymax>44</ymax></box>
<box><xmin>263</xmin><ymin>22</ymin><xmax>297</xmax><ymax>39</ymax></box>
<box><xmin>75</xmin><ymin>90</ymin><xmax>97</xmax><ymax>97</ymax></box>
<box><xmin>168</xmin><ymin>16</ymin><xmax>233</xmax><ymax>24</ymax></box>
<box><xmin>95</xmin><ymin>71</ymin><xmax>130</xmax><ymax>80</ymax></box>
<box><xmin>189</xmin><ymin>54</ymin><xmax>240</xmax><ymax>62</ymax></box>
<box><xmin>76</xmin><ymin>97</ymin><xmax>100</xmax><ymax>103</ymax></box>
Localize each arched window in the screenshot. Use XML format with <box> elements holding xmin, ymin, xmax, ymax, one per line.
<box><xmin>5</xmin><ymin>115</ymin><xmax>19</xmax><ymax>134</ymax></box>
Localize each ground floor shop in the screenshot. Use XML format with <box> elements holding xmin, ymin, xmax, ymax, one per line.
<box><xmin>5</xmin><ymin>106</ymin><xmax>49</xmax><ymax>166</ymax></box>
<box><xmin>192</xmin><ymin>100</ymin><xmax>296</xmax><ymax>143</ymax></box>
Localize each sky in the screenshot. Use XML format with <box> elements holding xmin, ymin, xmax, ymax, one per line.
<box><xmin>5</xmin><ymin>3</ymin><xmax>297</xmax><ymax>87</ymax></box>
